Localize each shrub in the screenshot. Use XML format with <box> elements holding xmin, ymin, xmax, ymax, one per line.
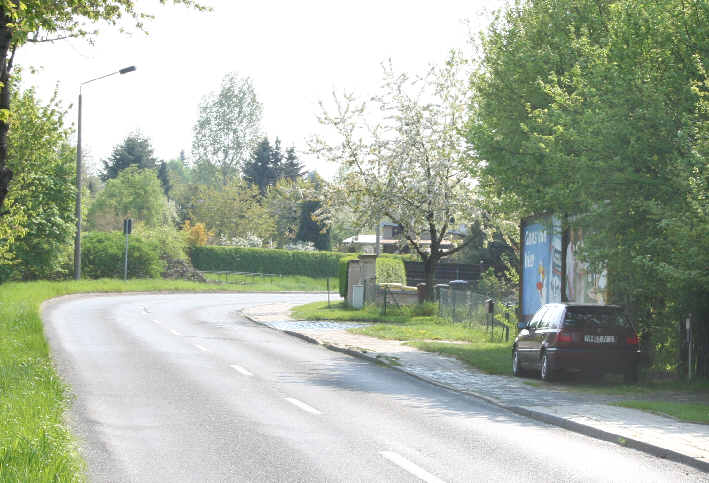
<box><xmin>190</xmin><ymin>246</ymin><xmax>347</xmax><ymax>277</ymax></box>
<box><xmin>376</xmin><ymin>256</ymin><xmax>406</xmax><ymax>285</ymax></box>
<box><xmin>82</xmin><ymin>232</ymin><xmax>165</xmax><ymax>278</ymax></box>
<box><xmin>183</xmin><ymin>220</ymin><xmax>210</xmax><ymax>247</ymax></box>
<box><xmin>338</xmin><ymin>255</ymin><xmax>358</xmax><ymax>298</ymax></box>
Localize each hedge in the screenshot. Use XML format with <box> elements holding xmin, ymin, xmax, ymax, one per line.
<box><xmin>189</xmin><ymin>246</ymin><xmax>349</xmax><ymax>278</ymax></box>
<box><xmin>338</xmin><ymin>255</ymin><xmax>359</xmax><ymax>297</ymax></box>
<box><xmin>82</xmin><ymin>231</ymin><xmax>165</xmax><ymax>279</ymax></box>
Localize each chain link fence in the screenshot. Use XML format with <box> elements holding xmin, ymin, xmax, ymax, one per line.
<box><xmin>437</xmin><ymin>282</ymin><xmax>518</xmax><ymax>341</ymax></box>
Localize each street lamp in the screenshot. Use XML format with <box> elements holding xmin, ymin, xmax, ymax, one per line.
<box><xmin>74</xmin><ymin>65</ymin><xmax>136</xmax><ymax>280</ymax></box>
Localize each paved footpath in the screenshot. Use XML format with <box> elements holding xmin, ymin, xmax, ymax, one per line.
<box><xmin>242</xmin><ymin>302</ymin><xmax>709</xmax><ymax>473</ymax></box>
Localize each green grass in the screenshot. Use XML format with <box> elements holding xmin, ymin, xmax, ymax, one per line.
<box><xmin>409</xmin><ymin>341</ymin><xmax>512</xmax><ymax>375</ymax></box>
<box><xmin>0</xmin><ymin>277</ymin><xmax>331</xmax><ymax>481</ymax></box>
<box><xmin>611</xmin><ymin>400</ymin><xmax>709</xmax><ymax>424</ymax></box>
<box><xmin>292</xmin><ymin>301</ymin><xmax>513</xmax><ymax>375</ymax></box>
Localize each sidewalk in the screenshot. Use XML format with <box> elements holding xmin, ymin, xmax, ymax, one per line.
<box><xmin>242</xmin><ymin>302</ymin><xmax>709</xmax><ymax>473</ymax></box>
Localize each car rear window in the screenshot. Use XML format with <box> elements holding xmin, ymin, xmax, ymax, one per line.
<box><xmin>563</xmin><ymin>307</ymin><xmax>631</xmax><ymax>329</ymax></box>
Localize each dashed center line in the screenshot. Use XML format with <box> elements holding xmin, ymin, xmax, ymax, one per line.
<box><xmin>170</xmin><ymin>329</ymin><xmax>182</xmax><ymax>336</ymax></box>
<box><xmin>380</xmin><ymin>451</ymin><xmax>446</xmax><ymax>483</ymax></box>
<box><xmin>230</xmin><ymin>364</ymin><xmax>253</xmax><ymax>376</ymax></box>
<box><xmin>194</xmin><ymin>344</ymin><xmax>209</xmax><ymax>352</ymax></box>
<box><xmin>284</xmin><ymin>397</ymin><xmax>321</xmax><ymax>415</ymax></box>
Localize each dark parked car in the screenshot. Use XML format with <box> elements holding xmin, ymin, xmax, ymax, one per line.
<box><xmin>513</xmin><ymin>303</ymin><xmax>641</xmax><ymax>382</ymax></box>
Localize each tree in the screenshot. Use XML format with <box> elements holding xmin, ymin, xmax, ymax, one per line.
<box><xmin>191</xmin><ymin>73</ymin><xmax>262</xmax><ymax>184</ymax></box>
<box><xmin>243</xmin><ymin>137</ymin><xmax>275</xmax><ymax>195</ymax></box>
<box><xmin>0</xmin><ymin>82</ymin><xmax>75</xmax><ymax>280</ymax></box>
<box><xmin>187</xmin><ymin>178</ymin><xmax>274</xmax><ymax>243</ymax></box>
<box><xmin>100</xmin><ymin>132</ymin><xmax>157</xmax><ymax>181</ymax></box>
<box><xmin>0</xmin><ymin>0</ymin><xmax>206</xmax><ymax>217</ymax></box>
<box><xmin>296</xmin><ymin>199</ymin><xmax>330</xmax><ymax>251</ymax></box>
<box><xmin>311</xmin><ymin>58</ymin><xmax>485</xmax><ymax>299</ymax></box>
<box><xmin>263</xmin><ymin>177</ymin><xmax>308</xmax><ymax>247</ymax></box>
<box><xmin>281</xmin><ymin>146</ymin><xmax>304</xmax><ymax>180</ymax></box>
<box><xmin>87</xmin><ymin>166</ymin><xmax>171</xmax><ymax>231</ymax></box>
<box><xmin>469</xmin><ymin>0</ymin><xmax>709</xmax><ymax>377</ymax></box>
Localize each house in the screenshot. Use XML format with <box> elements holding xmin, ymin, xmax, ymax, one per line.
<box><xmin>342</xmin><ymin>222</ymin><xmax>464</xmax><ymax>254</ymax></box>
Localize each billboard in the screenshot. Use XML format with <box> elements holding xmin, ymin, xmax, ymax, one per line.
<box><xmin>521</xmin><ymin>215</ymin><xmax>562</xmax><ymax>320</ymax></box>
<box><xmin>565</xmin><ymin>227</ymin><xmax>607</xmax><ymax>305</ymax></box>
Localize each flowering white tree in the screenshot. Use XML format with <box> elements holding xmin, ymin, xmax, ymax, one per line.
<box><xmin>311</xmin><ymin>57</ymin><xmax>484</xmax><ymax>299</ymax></box>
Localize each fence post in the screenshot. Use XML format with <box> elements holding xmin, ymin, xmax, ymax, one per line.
<box><xmin>327</xmin><ymin>277</ymin><xmax>331</xmax><ymax>308</ymax></box>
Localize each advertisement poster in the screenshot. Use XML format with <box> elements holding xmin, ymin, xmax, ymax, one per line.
<box><xmin>565</xmin><ymin>227</ymin><xmax>607</xmax><ymax>304</ymax></box>
<box><xmin>522</xmin><ymin>216</ymin><xmax>562</xmax><ymax>320</ymax></box>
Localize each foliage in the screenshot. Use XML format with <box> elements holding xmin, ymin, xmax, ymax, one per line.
<box><xmin>133</xmin><ymin>222</ymin><xmax>187</xmax><ymax>262</ymax></box>
<box><xmin>311</xmin><ymin>56</ymin><xmax>490</xmax><ymax>299</ymax></box>
<box><xmin>182</xmin><ymin>220</ymin><xmax>210</xmax><ymax>247</ymax></box>
<box><xmin>376</xmin><ymin>256</ymin><xmax>406</xmax><ymax>285</ymax></box>
<box><xmin>338</xmin><ymin>254</ymin><xmax>358</xmax><ymax>297</ymax></box>
<box><xmin>0</xmin><ymin>0</ymin><xmax>207</xmax><ymax>218</ymax></box>
<box><xmin>100</xmin><ymin>132</ymin><xmax>157</xmax><ymax>181</ymax></box>
<box><xmin>0</xmin><ymin>82</ymin><xmax>75</xmax><ymax>280</ymax></box>
<box><xmin>611</xmin><ymin>400</ymin><xmax>709</xmax><ymax>425</ymax></box>
<box><xmin>81</xmin><ymin>231</ymin><xmax>164</xmax><ymax>279</ymax></box>
<box><xmin>87</xmin><ymin>166</ymin><xmax>172</xmax><ymax>230</ymax></box>
<box><xmin>468</xmin><ymin>0</ymin><xmax>709</xmax><ymax>377</ymax></box>
<box><xmin>189</xmin><ymin>246</ymin><xmax>348</xmax><ymax>277</ymax></box>
<box><xmin>186</xmin><ymin>178</ymin><xmax>274</xmax><ymax>242</ymax></box>
<box><xmin>191</xmin><ymin>72</ymin><xmax>262</xmax><ymax>184</ymax></box>
<box><xmin>296</xmin><ymin>199</ymin><xmax>330</xmax><ymax>250</ymax></box>
<box><xmin>243</xmin><ymin>136</ymin><xmax>277</xmax><ymax>195</ymax></box>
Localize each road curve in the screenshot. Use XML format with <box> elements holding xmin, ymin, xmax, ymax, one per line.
<box><xmin>43</xmin><ymin>293</ymin><xmax>704</xmax><ymax>482</ymax></box>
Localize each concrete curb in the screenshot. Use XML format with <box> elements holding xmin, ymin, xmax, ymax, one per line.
<box><xmin>243</xmin><ymin>311</ymin><xmax>709</xmax><ymax>473</ymax></box>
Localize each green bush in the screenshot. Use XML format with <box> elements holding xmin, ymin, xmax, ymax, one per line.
<box><xmin>82</xmin><ymin>231</ymin><xmax>165</xmax><ymax>279</ymax></box>
<box><xmin>338</xmin><ymin>255</ymin><xmax>359</xmax><ymax>298</ymax></box>
<box><xmin>376</xmin><ymin>256</ymin><xmax>406</xmax><ymax>285</ymax></box>
<box><xmin>190</xmin><ymin>246</ymin><xmax>348</xmax><ymax>278</ymax></box>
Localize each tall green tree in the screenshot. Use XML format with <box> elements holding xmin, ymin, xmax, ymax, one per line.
<box><xmin>100</xmin><ymin>132</ymin><xmax>158</xmax><ymax>181</ymax></box>
<box><xmin>0</xmin><ymin>0</ymin><xmax>206</xmax><ymax>218</ymax></box>
<box><xmin>469</xmin><ymin>0</ymin><xmax>709</xmax><ymax>376</ymax></box>
<box><xmin>0</xmin><ymin>82</ymin><xmax>75</xmax><ymax>280</ymax></box>
<box><xmin>192</xmin><ymin>73</ymin><xmax>262</xmax><ymax>184</ymax></box>
<box><xmin>282</xmin><ymin>146</ymin><xmax>304</xmax><ymax>180</ymax></box>
<box><xmin>243</xmin><ymin>137</ymin><xmax>275</xmax><ymax>195</ymax></box>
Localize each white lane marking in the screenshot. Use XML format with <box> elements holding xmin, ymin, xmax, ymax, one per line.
<box><xmin>230</xmin><ymin>364</ymin><xmax>253</xmax><ymax>376</ymax></box>
<box><xmin>170</xmin><ymin>329</ymin><xmax>182</xmax><ymax>336</ymax></box>
<box><xmin>152</xmin><ymin>319</ymin><xmax>161</xmax><ymax>325</ymax></box>
<box><xmin>194</xmin><ymin>344</ymin><xmax>209</xmax><ymax>352</ymax></box>
<box><xmin>284</xmin><ymin>397</ymin><xmax>321</xmax><ymax>415</ymax></box>
<box><xmin>380</xmin><ymin>451</ymin><xmax>446</xmax><ymax>483</ymax></box>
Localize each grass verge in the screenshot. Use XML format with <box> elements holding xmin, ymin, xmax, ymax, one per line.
<box><xmin>611</xmin><ymin>401</ymin><xmax>709</xmax><ymax>424</ymax></box>
<box><xmin>292</xmin><ymin>301</ymin><xmax>513</xmax><ymax>375</ymax></box>
<box><xmin>0</xmin><ymin>278</ymin><xmax>329</xmax><ymax>481</ymax></box>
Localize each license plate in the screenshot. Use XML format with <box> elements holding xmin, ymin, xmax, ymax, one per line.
<box><xmin>584</xmin><ymin>335</ymin><xmax>616</xmax><ymax>344</ymax></box>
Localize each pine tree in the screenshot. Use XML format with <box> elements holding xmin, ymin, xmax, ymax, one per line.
<box><xmin>281</xmin><ymin>146</ymin><xmax>304</xmax><ymax>180</ymax></box>
<box><xmin>296</xmin><ymin>199</ymin><xmax>331</xmax><ymax>250</ymax></box>
<box><xmin>243</xmin><ymin>137</ymin><xmax>273</xmax><ymax>195</ymax></box>
<box><xmin>101</xmin><ymin>133</ymin><xmax>157</xmax><ymax>182</ymax></box>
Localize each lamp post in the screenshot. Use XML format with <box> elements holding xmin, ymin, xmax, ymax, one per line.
<box><xmin>74</xmin><ymin>66</ymin><xmax>136</xmax><ymax>280</ymax></box>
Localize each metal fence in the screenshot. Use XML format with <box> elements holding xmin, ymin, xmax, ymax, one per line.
<box><xmin>438</xmin><ymin>284</ymin><xmax>518</xmax><ymax>341</ymax></box>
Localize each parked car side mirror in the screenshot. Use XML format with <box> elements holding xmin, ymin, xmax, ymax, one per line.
<box><xmin>517</xmin><ymin>322</ymin><xmax>528</xmax><ymax>330</ymax></box>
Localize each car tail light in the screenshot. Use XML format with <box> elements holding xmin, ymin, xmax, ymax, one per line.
<box><xmin>556</xmin><ymin>331</ymin><xmax>573</xmax><ymax>344</ymax></box>
<box><xmin>626</xmin><ymin>335</ymin><xmax>639</xmax><ymax>345</ymax></box>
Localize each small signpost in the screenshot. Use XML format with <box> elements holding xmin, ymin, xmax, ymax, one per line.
<box><xmin>123</xmin><ymin>218</ymin><xmax>132</xmax><ymax>280</ymax></box>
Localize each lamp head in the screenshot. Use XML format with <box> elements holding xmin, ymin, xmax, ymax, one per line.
<box><xmin>119</xmin><ymin>66</ymin><xmax>137</xmax><ymax>74</ymax></box>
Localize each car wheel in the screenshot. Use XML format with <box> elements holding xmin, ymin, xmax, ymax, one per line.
<box><xmin>540</xmin><ymin>352</ymin><xmax>555</xmax><ymax>382</ymax></box>
<box><xmin>512</xmin><ymin>348</ymin><xmax>524</xmax><ymax>377</ymax></box>
<box><xmin>624</xmin><ymin>364</ymin><xmax>639</xmax><ymax>384</ymax></box>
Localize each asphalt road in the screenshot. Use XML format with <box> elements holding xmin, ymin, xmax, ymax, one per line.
<box><xmin>43</xmin><ymin>293</ymin><xmax>706</xmax><ymax>482</ymax></box>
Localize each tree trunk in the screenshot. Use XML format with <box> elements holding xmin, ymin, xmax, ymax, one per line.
<box><xmin>0</xmin><ymin>14</ymin><xmax>14</xmax><ymax>213</ymax></box>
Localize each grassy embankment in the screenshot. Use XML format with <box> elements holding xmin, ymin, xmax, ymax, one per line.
<box><xmin>291</xmin><ymin>301</ymin><xmax>709</xmax><ymax>424</ymax></box>
<box><xmin>0</xmin><ymin>276</ymin><xmax>332</xmax><ymax>481</ymax></box>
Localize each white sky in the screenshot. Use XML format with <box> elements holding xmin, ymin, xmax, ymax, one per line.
<box><xmin>17</xmin><ymin>0</ymin><xmax>502</xmax><ymax>179</ymax></box>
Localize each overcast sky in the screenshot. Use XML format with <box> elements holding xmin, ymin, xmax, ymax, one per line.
<box><xmin>18</xmin><ymin>0</ymin><xmax>503</xmax><ymax>179</ymax></box>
